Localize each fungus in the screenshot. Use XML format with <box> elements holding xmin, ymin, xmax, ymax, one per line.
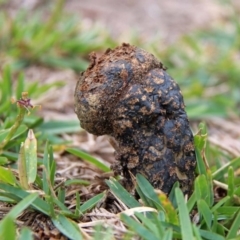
<box><xmin>74</xmin><ymin>43</ymin><xmax>196</xmax><ymax>195</ymax></box>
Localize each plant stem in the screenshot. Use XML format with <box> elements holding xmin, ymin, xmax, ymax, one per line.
<box><xmin>0</xmin><ymin>107</ymin><xmax>26</xmax><ymax>152</ymax></box>
<box><xmin>0</xmin><ymin>92</ymin><xmax>30</xmax><ymax>152</ymax></box>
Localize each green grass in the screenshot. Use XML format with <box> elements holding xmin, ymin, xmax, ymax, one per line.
<box><xmin>0</xmin><ymin>0</ymin><xmax>116</xmax><ymax>72</ymax></box>
<box><xmin>0</xmin><ymin>0</ymin><xmax>240</xmax><ymax>239</ymax></box>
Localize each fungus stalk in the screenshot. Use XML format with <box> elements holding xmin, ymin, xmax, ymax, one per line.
<box><xmin>74</xmin><ymin>43</ymin><xmax>196</xmax><ymax>195</ymax></box>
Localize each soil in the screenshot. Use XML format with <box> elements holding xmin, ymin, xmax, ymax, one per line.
<box><xmin>65</xmin><ymin>0</ymin><xmax>224</xmax><ymax>42</ymax></box>
<box><xmin>4</xmin><ymin>0</ymin><xmax>227</xmax><ymax>42</ymax></box>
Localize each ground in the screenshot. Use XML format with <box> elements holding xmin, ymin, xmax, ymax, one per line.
<box><xmin>4</xmin><ymin>0</ymin><xmax>232</xmax><ymax>41</ymax></box>
<box><xmin>1</xmin><ymin>0</ymin><xmax>240</xmax><ymax>239</ymax></box>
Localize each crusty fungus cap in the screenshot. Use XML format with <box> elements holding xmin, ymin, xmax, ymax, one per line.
<box><xmin>74</xmin><ymin>43</ymin><xmax>163</xmax><ymax>135</ymax></box>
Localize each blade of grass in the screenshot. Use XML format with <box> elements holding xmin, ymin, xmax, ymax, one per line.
<box><xmin>212</xmin><ymin>157</ymin><xmax>240</xmax><ymax>179</ymax></box>
<box><xmin>226</xmin><ymin>210</ymin><xmax>240</xmax><ymax>239</ymax></box>
<box><xmin>154</xmin><ymin>212</ymin><xmax>166</xmax><ymax>236</ymax></box>
<box><xmin>227</xmin><ymin>167</ymin><xmax>234</xmax><ymax>197</ymax></box>
<box><xmin>80</xmin><ymin>192</ymin><xmax>105</xmax><ymax>214</ymax></box>
<box><xmin>175</xmin><ymin>187</ymin><xmax>194</xmax><ymax>240</ymax></box>
<box><xmin>43</xmin><ymin>142</ymin><xmax>50</xmax><ymax>194</ymax></box>
<box><xmin>136</xmin><ymin>174</ymin><xmax>163</xmax><ymax>211</ymax></box>
<box><xmin>195</xmin><ymin>174</ymin><xmax>213</xmax><ymax>206</ymax></box>
<box><xmin>187</xmin><ymin>191</ymin><xmax>197</xmax><ymax>212</ymax></box>
<box><xmin>52</xmin><ymin>214</ymin><xmax>82</xmax><ymax>240</ymax></box>
<box><xmin>168</xmin><ymin>181</ymin><xmax>180</xmax><ymax>208</ymax></box>
<box><xmin>193</xmin><ymin>225</ymin><xmax>204</xmax><ymax>240</ymax></box>
<box><xmin>57</xmin><ymin>187</ymin><xmax>65</xmax><ymax>203</ymax></box>
<box><xmin>199</xmin><ymin>229</ymin><xmax>225</xmax><ymax>240</ymax></box>
<box><xmin>19</xmin><ymin>227</ymin><xmax>33</xmax><ymax>240</ymax></box>
<box><xmin>211</xmin><ymin>196</ymin><xmax>231</xmax><ymax>213</ymax></box>
<box><xmin>162</xmin><ymin>228</ymin><xmax>173</xmax><ymax>240</ymax></box>
<box><xmin>0</xmin><ymin>192</ymin><xmax>21</xmax><ymax>202</ymax></box>
<box><xmin>0</xmin><ymin>166</ymin><xmax>17</xmax><ymax>185</ymax></box>
<box><xmin>0</xmin><ymin>124</ymin><xmax>28</xmax><ymax>143</ymax></box>
<box><xmin>0</xmin><ymin>193</ymin><xmax>39</xmax><ymax>239</ymax></box>
<box><xmin>75</xmin><ymin>191</ymin><xmax>80</xmax><ymax>217</ymax></box>
<box><xmin>195</xmin><ymin>149</ymin><xmax>207</xmax><ymax>176</ymax></box>
<box><xmin>197</xmin><ymin>199</ymin><xmax>212</xmax><ymax>230</ymax></box>
<box><xmin>67</xmin><ymin>148</ymin><xmax>110</xmax><ymax>172</ymax></box>
<box><xmin>0</xmin><ymin>183</ymin><xmax>50</xmax><ymax>215</ymax></box>
<box><xmin>64</xmin><ymin>179</ymin><xmax>90</xmax><ymax>186</ymax></box>
<box><xmin>39</xmin><ymin>120</ymin><xmax>82</xmax><ymax>134</ymax></box>
<box><xmin>136</xmin><ymin>184</ymin><xmax>154</xmax><ymax>208</ymax></box>
<box><xmin>18</xmin><ymin>142</ymin><xmax>28</xmax><ymax>189</ymax></box>
<box><xmin>0</xmin><ymin>157</ymin><xmax>8</xmax><ymax>165</ymax></box>
<box><xmin>121</xmin><ymin>213</ymin><xmax>159</xmax><ymax>240</ymax></box>
<box><xmin>53</xmin><ymin>197</ymin><xmax>72</xmax><ymax>215</ymax></box>
<box><xmin>134</xmin><ymin>212</ymin><xmax>162</xmax><ymax>238</ymax></box>
<box><xmin>24</xmin><ymin>129</ymin><xmax>37</xmax><ymax>184</ymax></box>
<box><xmin>5</xmin><ymin>193</ymin><xmax>39</xmax><ymax>219</ymax></box>
<box><xmin>106</xmin><ymin>178</ymin><xmax>140</xmax><ymax>208</ymax></box>
<box><xmin>0</xmin><ymin>216</ymin><xmax>16</xmax><ymax>240</ymax></box>
<box><xmin>48</xmin><ymin>145</ymin><xmax>56</xmax><ymax>186</ymax></box>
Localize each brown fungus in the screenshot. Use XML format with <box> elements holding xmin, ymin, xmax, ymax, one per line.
<box><xmin>74</xmin><ymin>43</ymin><xmax>196</xmax><ymax>195</ymax></box>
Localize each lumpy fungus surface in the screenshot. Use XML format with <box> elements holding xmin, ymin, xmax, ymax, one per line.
<box><xmin>74</xmin><ymin>43</ymin><xmax>196</xmax><ymax>195</ymax></box>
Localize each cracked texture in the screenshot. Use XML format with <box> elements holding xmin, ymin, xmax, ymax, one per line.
<box><xmin>74</xmin><ymin>43</ymin><xmax>196</xmax><ymax>195</ymax></box>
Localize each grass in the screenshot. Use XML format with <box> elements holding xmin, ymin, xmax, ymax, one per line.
<box><xmin>0</xmin><ymin>0</ymin><xmax>115</xmax><ymax>72</ymax></box>
<box><xmin>1</xmin><ymin>115</ymin><xmax>239</xmax><ymax>239</ymax></box>
<box><xmin>0</xmin><ymin>0</ymin><xmax>240</xmax><ymax>239</ymax></box>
